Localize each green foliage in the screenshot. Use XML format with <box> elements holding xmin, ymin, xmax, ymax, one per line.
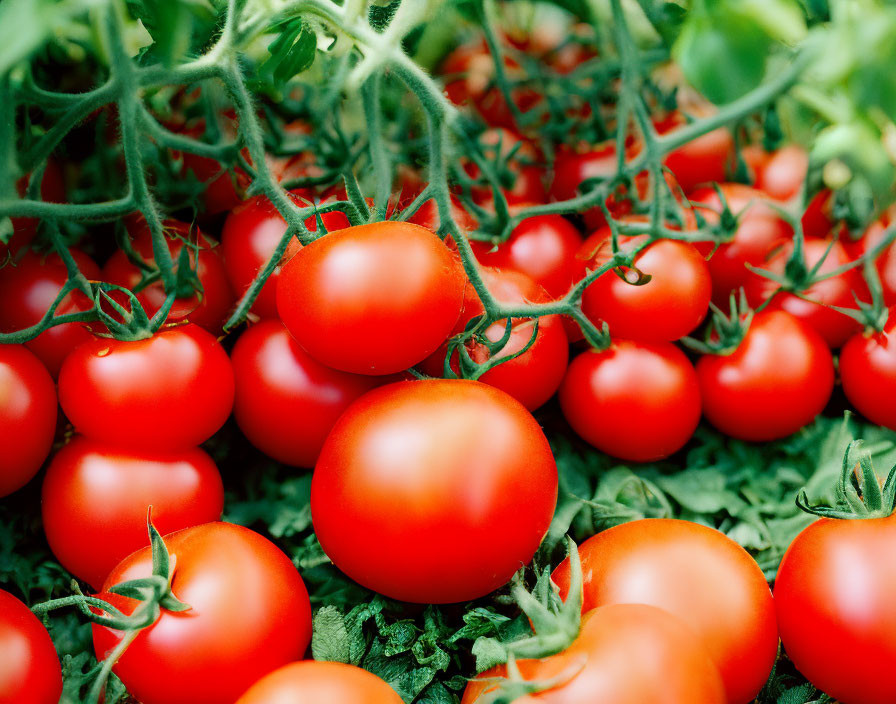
<box><xmin>262</xmin><ymin>16</ymin><xmax>318</xmax><ymax>85</ymax></box>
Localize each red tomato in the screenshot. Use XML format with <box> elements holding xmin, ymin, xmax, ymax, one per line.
<box><xmin>58</xmin><ymin>324</ymin><xmax>234</xmax><ymax>451</ymax></box>
<box><xmin>578</xmin><ymin>225</ymin><xmax>711</xmax><ymax>342</ymax></box>
<box><xmin>463</xmin><ymin>604</ymin><xmax>725</xmax><ymax>704</ymax></box>
<box><xmin>464</xmin><ymin>129</ymin><xmax>546</xmax><ymax>208</ymax></box>
<box><xmin>42</xmin><ymin>436</ymin><xmax>223</xmax><ymax>589</ymax></box>
<box><xmin>102</xmin><ymin>219</ymin><xmax>234</xmax><ymax>331</ymax></box>
<box><xmin>221</xmin><ymin>192</ymin><xmax>351</xmax><ymax>319</ymax></box>
<box><xmin>689</xmin><ymin>184</ymin><xmax>793</xmax><ymax>305</ymax></box>
<box><xmin>745</xmin><ymin>238</ymin><xmax>865</xmax><ymax>348</ymax></box>
<box><xmin>655</xmin><ymin>112</ymin><xmax>735</xmax><ymax>193</ymax></box>
<box><xmin>231</xmin><ymin>320</ymin><xmax>383</xmax><ymax>466</ymax></box>
<box><xmin>801</xmin><ymin>188</ymin><xmax>838</xmax><ymax>239</ymax></box>
<box><xmin>849</xmin><ymin>210</ymin><xmax>896</xmax><ymax>305</ymax></box>
<box><xmin>775</xmin><ymin>514</ymin><xmax>896</xmax><ymax>704</ymax></box>
<box><xmin>235</xmin><ymin>661</ymin><xmax>403</xmax><ymax>704</ymax></box>
<box><xmin>6</xmin><ymin>159</ymin><xmax>66</xmax><ymax>260</ymax></box>
<box><xmin>550</xmin><ymin>143</ymin><xmax>619</xmax><ymax>229</ymax></box>
<box><xmin>0</xmin><ymin>249</ymin><xmax>101</xmax><ymax>377</ymax></box>
<box><xmin>471</xmin><ymin>215</ymin><xmax>582</xmax><ymax>298</ymax></box>
<box><xmin>0</xmin><ymin>589</ymin><xmax>62</xmax><ymax>704</ymax></box>
<box><xmin>755</xmin><ymin>145</ymin><xmax>808</xmax><ymax>202</ymax></box>
<box><xmin>406</xmin><ymin>193</ymin><xmax>479</xmax><ymax>237</ymax></box>
<box><xmin>0</xmin><ymin>345</ymin><xmax>56</xmax><ymax>498</ymax></box>
<box><xmin>93</xmin><ymin>522</ymin><xmax>312</xmax><ymax>704</ymax></box>
<box><xmin>552</xmin><ymin>519</ymin><xmax>777</xmax><ymax>704</ymax></box>
<box><xmin>277</xmin><ymin>222</ymin><xmax>466</xmax><ymax>375</ymax></box>
<box><xmin>420</xmin><ymin>268</ymin><xmax>569</xmax><ymax>410</ymax></box>
<box><xmin>696</xmin><ymin>310</ymin><xmax>834</xmax><ymax>441</ymax></box>
<box><xmin>840</xmin><ymin>312</ymin><xmax>896</xmax><ymax>430</ymax></box>
<box><xmin>740</xmin><ymin>144</ymin><xmax>771</xmax><ymax>184</ymax></box>
<box><xmin>311</xmin><ymin>379</ymin><xmax>557</xmax><ymax>603</ymax></box>
<box><xmin>559</xmin><ymin>342</ymin><xmax>701</xmax><ymax>462</ymax></box>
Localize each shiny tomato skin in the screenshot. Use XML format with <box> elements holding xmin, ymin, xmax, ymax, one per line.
<box><xmin>277</xmin><ymin>222</ymin><xmax>466</xmax><ymax>375</ymax></box>
<box><xmin>559</xmin><ymin>342</ymin><xmax>701</xmax><ymax>462</ymax></box>
<box><xmin>231</xmin><ymin>320</ymin><xmax>383</xmax><ymax>466</ymax></box>
<box><xmin>102</xmin><ymin>219</ymin><xmax>234</xmax><ymax>331</ymax></box>
<box><xmin>840</xmin><ymin>315</ymin><xmax>896</xmax><ymax>430</ymax></box>
<box><xmin>0</xmin><ymin>345</ymin><xmax>57</xmax><ymax>498</ymax></box>
<box><xmin>746</xmin><ymin>238</ymin><xmax>864</xmax><ymax>349</ymax></box>
<box><xmin>92</xmin><ymin>522</ymin><xmax>312</xmax><ymax>704</ymax></box>
<box><xmin>311</xmin><ymin>379</ymin><xmax>558</xmax><ymax>603</ymax></box>
<box><xmin>579</xmin><ymin>227</ymin><xmax>711</xmax><ymax>342</ymax></box>
<box><xmin>421</xmin><ymin>268</ymin><xmax>569</xmax><ymax>410</ymax></box>
<box><xmin>42</xmin><ymin>436</ymin><xmax>224</xmax><ymax>589</ymax></box>
<box><xmin>235</xmin><ymin>661</ymin><xmax>403</xmax><ymax>704</ymax></box>
<box><xmin>0</xmin><ymin>589</ymin><xmax>62</xmax><ymax>704</ymax></box>
<box><xmin>462</xmin><ymin>604</ymin><xmax>726</xmax><ymax>704</ymax></box>
<box><xmin>689</xmin><ymin>184</ymin><xmax>792</xmax><ymax>305</ymax></box>
<box><xmin>552</xmin><ymin>519</ymin><xmax>777</xmax><ymax>704</ymax></box>
<box><xmin>0</xmin><ymin>249</ymin><xmax>101</xmax><ymax>377</ymax></box>
<box><xmin>471</xmin><ymin>215</ymin><xmax>582</xmax><ymax>299</ymax></box>
<box><xmin>58</xmin><ymin>324</ymin><xmax>234</xmax><ymax>451</ymax></box>
<box><xmin>775</xmin><ymin>515</ymin><xmax>896</xmax><ymax>704</ymax></box>
<box><xmin>220</xmin><ymin>192</ymin><xmax>350</xmax><ymax>319</ymax></box>
<box><xmin>697</xmin><ymin>310</ymin><xmax>834</xmax><ymax>441</ymax></box>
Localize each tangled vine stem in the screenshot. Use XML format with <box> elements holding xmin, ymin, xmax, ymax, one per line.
<box><xmin>0</xmin><ymin>0</ymin><xmax>848</xmax><ymax>350</ymax></box>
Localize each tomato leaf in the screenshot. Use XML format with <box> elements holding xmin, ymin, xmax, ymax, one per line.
<box><xmin>263</xmin><ymin>17</ymin><xmax>317</xmax><ymax>84</ymax></box>
<box><xmin>311</xmin><ymin>605</ymin><xmax>352</xmax><ymax>663</ymax></box>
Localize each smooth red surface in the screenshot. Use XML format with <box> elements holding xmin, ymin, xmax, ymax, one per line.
<box><xmin>231</xmin><ymin>320</ymin><xmax>383</xmax><ymax>466</ymax></box>
<box><xmin>656</xmin><ymin>112</ymin><xmax>735</xmax><ymax>193</ymax></box>
<box><xmin>0</xmin><ymin>345</ymin><xmax>57</xmax><ymax>497</ymax></box>
<box><xmin>462</xmin><ymin>604</ymin><xmax>726</xmax><ymax>704</ymax></box>
<box><xmin>775</xmin><ymin>515</ymin><xmax>896</xmax><ymax>704</ymax></box>
<box><xmin>103</xmin><ymin>219</ymin><xmax>234</xmax><ymax>331</ymax></box>
<box><xmin>559</xmin><ymin>342</ymin><xmax>701</xmax><ymax>461</ymax></box>
<box><xmin>42</xmin><ymin>436</ymin><xmax>223</xmax><ymax>589</ymax></box>
<box><xmin>841</xmin><ymin>314</ymin><xmax>896</xmax><ymax>430</ymax></box>
<box><xmin>579</xmin><ymin>226</ymin><xmax>711</xmax><ymax>342</ymax></box>
<box><xmin>93</xmin><ymin>522</ymin><xmax>312</xmax><ymax>704</ymax></box>
<box><xmin>311</xmin><ymin>380</ymin><xmax>557</xmax><ymax>603</ymax></box>
<box><xmin>235</xmin><ymin>661</ymin><xmax>403</xmax><ymax>704</ymax></box>
<box><xmin>0</xmin><ymin>590</ymin><xmax>62</xmax><ymax>704</ymax></box>
<box><xmin>697</xmin><ymin>310</ymin><xmax>834</xmax><ymax>441</ymax></box>
<box><xmin>549</xmin><ymin>143</ymin><xmax>619</xmax><ymax>229</ymax></box>
<box><xmin>277</xmin><ymin>222</ymin><xmax>465</xmax><ymax>375</ymax></box>
<box><xmin>0</xmin><ymin>249</ymin><xmax>101</xmax><ymax>377</ymax></box>
<box><xmin>755</xmin><ymin>145</ymin><xmax>808</xmax><ymax>201</ymax></box>
<box><xmin>552</xmin><ymin>519</ymin><xmax>777</xmax><ymax>704</ymax></box>
<box><xmin>58</xmin><ymin>324</ymin><xmax>234</xmax><ymax>451</ymax></box>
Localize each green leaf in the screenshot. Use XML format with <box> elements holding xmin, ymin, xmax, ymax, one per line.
<box><xmin>311</xmin><ymin>606</ymin><xmax>352</xmax><ymax>663</ymax></box>
<box><xmin>264</xmin><ymin>17</ymin><xmax>317</xmax><ymax>84</ymax></box>
<box><xmin>126</xmin><ymin>0</ymin><xmax>217</xmax><ymax>66</ymax></box>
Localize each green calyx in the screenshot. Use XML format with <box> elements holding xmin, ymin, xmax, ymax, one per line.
<box><xmin>797</xmin><ymin>440</ymin><xmax>896</xmax><ymax>520</ymax></box>
<box><xmin>92</xmin><ymin>283</ymin><xmax>163</xmax><ymax>341</ymax></box>
<box><xmin>681</xmin><ymin>289</ymin><xmax>753</xmax><ymax>355</ymax></box>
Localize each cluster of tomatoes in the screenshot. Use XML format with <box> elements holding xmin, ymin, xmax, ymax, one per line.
<box><xmin>3</xmin><ymin>19</ymin><xmax>896</xmax><ymax>704</ymax></box>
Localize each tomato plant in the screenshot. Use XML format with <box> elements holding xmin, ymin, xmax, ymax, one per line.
<box><xmin>0</xmin><ymin>589</ymin><xmax>62</xmax><ymax>704</ymax></box>
<box><xmin>235</xmin><ymin>661</ymin><xmax>403</xmax><ymax>704</ymax></box>
<box><xmin>312</xmin><ymin>379</ymin><xmax>557</xmax><ymax>603</ymax></box>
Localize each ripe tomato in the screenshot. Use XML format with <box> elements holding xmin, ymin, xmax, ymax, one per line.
<box><xmin>231</xmin><ymin>320</ymin><xmax>384</xmax><ymax>466</ymax></box>
<box><xmin>0</xmin><ymin>589</ymin><xmax>62</xmax><ymax>704</ymax></box>
<box><xmin>464</xmin><ymin>129</ymin><xmax>546</xmax><ymax>208</ymax></box>
<box><xmin>311</xmin><ymin>379</ymin><xmax>557</xmax><ymax>603</ymax></box>
<box><xmin>42</xmin><ymin>436</ymin><xmax>223</xmax><ymax>589</ymax></box>
<box><xmin>221</xmin><ymin>192</ymin><xmax>351</xmax><ymax>319</ymax></box>
<box><xmin>58</xmin><ymin>324</ymin><xmax>234</xmax><ymax>451</ymax></box>
<box><xmin>471</xmin><ymin>215</ymin><xmax>582</xmax><ymax>298</ymax></box>
<box><xmin>745</xmin><ymin>238</ymin><xmax>865</xmax><ymax>348</ymax></box>
<box><xmin>552</xmin><ymin>519</ymin><xmax>777</xmax><ymax>704</ymax></box>
<box><xmin>754</xmin><ymin>144</ymin><xmax>808</xmax><ymax>202</ymax></box>
<box><xmin>849</xmin><ymin>209</ymin><xmax>896</xmax><ymax>305</ymax></box>
<box><xmin>0</xmin><ymin>248</ymin><xmax>101</xmax><ymax>377</ymax></box>
<box><xmin>840</xmin><ymin>312</ymin><xmax>896</xmax><ymax>430</ymax></box>
<box><xmin>103</xmin><ymin>218</ymin><xmax>234</xmax><ymax>331</ymax></box>
<box><xmin>655</xmin><ymin>112</ymin><xmax>735</xmax><ymax>194</ymax></box>
<box><xmin>420</xmin><ymin>268</ymin><xmax>569</xmax><ymax>411</ymax></box>
<box><xmin>697</xmin><ymin>310</ymin><xmax>834</xmax><ymax>441</ymax></box>
<box><xmin>559</xmin><ymin>342</ymin><xmax>701</xmax><ymax>462</ymax></box>
<box><xmin>689</xmin><ymin>184</ymin><xmax>793</xmax><ymax>305</ymax></box>
<box><xmin>578</xmin><ymin>225</ymin><xmax>711</xmax><ymax>342</ymax></box>
<box><xmin>0</xmin><ymin>345</ymin><xmax>56</xmax><ymax>498</ymax></box>
<box><xmin>462</xmin><ymin>604</ymin><xmax>725</xmax><ymax>704</ymax></box>
<box><xmin>549</xmin><ymin>143</ymin><xmax>619</xmax><ymax>229</ymax></box>
<box><xmin>277</xmin><ymin>222</ymin><xmax>466</xmax><ymax>375</ymax></box>
<box><xmin>235</xmin><ymin>661</ymin><xmax>403</xmax><ymax>704</ymax></box>
<box><xmin>93</xmin><ymin>522</ymin><xmax>312</xmax><ymax>704</ymax></box>
<box><xmin>6</xmin><ymin>159</ymin><xmax>66</xmax><ymax>260</ymax></box>
<box><xmin>775</xmin><ymin>514</ymin><xmax>896</xmax><ymax>704</ymax></box>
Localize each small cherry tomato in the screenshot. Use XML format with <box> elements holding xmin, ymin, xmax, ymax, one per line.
<box><xmin>311</xmin><ymin>379</ymin><xmax>557</xmax><ymax>603</ymax></box>
<box><xmin>0</xmin><ymin>345</ymin><xmax>57</xmax><ymax>497</ymax></box>
<box><xmin>235</xmin><ymin>661</ymin><xmax>403</xmax><ymax>704</ymax></box>
<box><xmin>696</xmin><ymin>310</ymin><xmax>834</xmax><ymax>441</ymax></box>
<box><xmin>655</xmin><ymin>111</ymin><xmax>735</xmax><ymax>194</ymax></box>
<box><xmin>42</xmin><ymin>436</ymin><xmax>224</xmax><ymax>589</ymax></box>
<box><xmin>559</xmin><ymin>342</ymin><xmax>701</xmax><ymax>462</ymax></box>
<box><xmin>840</xmin><ymin>311</ymin><xmax>896</xmax><ymax>431</ymax></box>
<box><xmin>550</xmin><ymin>143</ymin><xmax>619</xmax><ymax>229</ymax></box>
<box><xmin>58</xmin><ymin>324</ymin><xmax>234</xmax><ymax>451</ymax></box>
<box><xmin>754</xmin><ymin>144</ymin><xmax>808</xmax><ymax>202</ymax></box>
<box><xmin>0</xmin><ymin>589</ymin><xmax>62</xmax><ymax>704</ymax></box>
